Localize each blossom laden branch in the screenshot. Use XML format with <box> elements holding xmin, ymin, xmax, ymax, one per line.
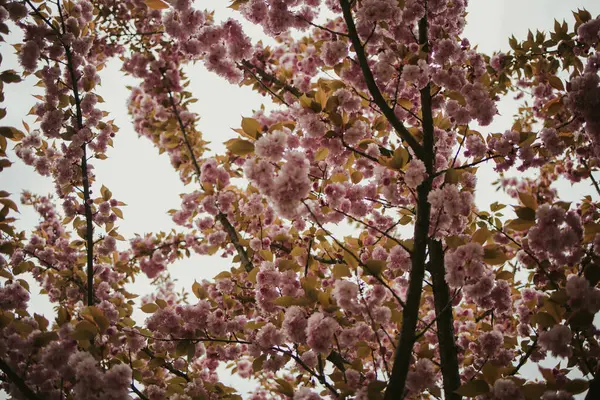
<box><xmin>0</xmin><ymin>358</ymin><xmax>42</xmax><ymax>400</ymax></box>
<box><xmin>339</xmin><ymin>0</ymin><xmax>424</xmax><ymax>159</ymax></box>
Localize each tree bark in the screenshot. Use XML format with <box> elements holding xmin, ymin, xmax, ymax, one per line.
<box><xmin>429</xmin><ymin>240</ymin><xmax>462</xmax><ymax>400</ymax></box>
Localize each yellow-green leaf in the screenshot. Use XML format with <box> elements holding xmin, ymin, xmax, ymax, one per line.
<box><xmin>241</xmin><ymin>118</ymin><xmax>261</xmax><ymax>138</ymax></box>
<box><xmin>144</xmin><ymin>0</ymin><xmax>169</xmax><ymax>10</ymax></box>
<box><xmin>227</xmin><ymin>139</ymin><xmax>255</xmax><ymax>156</ymax></box>
<box><xmin>548</xmin><ymin>76</ymin><xmax>565</xmax><ymax>91</ymax></box>
<box><xmin>455</xmin><ymin>380</ymin><xmax>490</xmax><ymax>397</ymax></box>
<box><xmin>141</xmin><ymin>303</ymin><xmax>159</xmax><ymax>313</ymax></box>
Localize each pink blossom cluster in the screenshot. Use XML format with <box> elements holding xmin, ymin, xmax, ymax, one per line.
<box><xmin>357</xmin><ymin>0</ymin><xmax>400</xmax><ymax>23</ymax></box>
<box><xmin>306</xmin><ymin>312</ymin><xmax>340</xmax><ymax>353</ymax></box>
<box><xmin>428</xmin><ymin>184</ymin><xmax>473</xmax><ymax>237</ymax></box>
<box><xmin>254</xmin><ymin>129</ymin><xmax>289</xmax><ymax>161</ymax></box>
<box><xmin>0</xmin><ymin>281</ymin><xmax>29</xmax><ymax>310</ymax></box>
<box><xmin>538</xmin><ymin>325</ymin><xmax>573</xmax><ymax>358</ymax></box>
<box><xmin>527</xmin><ymin>205</ymin><xmax>583</xmax><ymax>267</ymax></box>
<box><xmin>406</xmin><ymin>358</ymin><xmax>437</xmax><ymax>394</ymax></box>
<box><xmin>565</xmin><ymin>53</ymin><xmax>600</xmax><ymax>159</ymax></box>
<box><xmin>332</xmin><ymin>279</ymin><xmax>360</xmax><ymax>312</ymax></box>
<box><xmin>240</xmin><ymin>0</ymin><xmax>316</xmax><ymax>36</ymax></box>
<box><xmin>245</xmin><ymin>151</ymin><xmax>311</xmax><ymax>219</ymax></box>
<box><xmin>321</xmin><ymin>41</ymin><xmax>348</xmax><ymax>66</ymax></box>
<box><xmin>577</xmin><ymin>17</ymin><xmax>600</xmax><ymax>46</ymax></box>
<box><xmin>404</xmin><ymin>160</ymin><xmax>427</xmax><ymax>188</ymax></box>
<box><xmin>68</xmin><ymin>352</ymin><xmax>132</xmax><ymax>399</ymax></box>
<box><xmin>565</xmin><ymin>275</ymin><xmax>600</xmax><ymax>314</ymax></box>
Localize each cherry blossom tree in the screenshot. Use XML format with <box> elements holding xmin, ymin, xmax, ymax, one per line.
<box><xmin>1</xmin><ymin>0</ymin><xmax>600</xmax><ymax>399</ymax></box>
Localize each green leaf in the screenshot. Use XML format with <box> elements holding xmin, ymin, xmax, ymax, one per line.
<box><xmin>0</xmin><ymin>126</ymin><xmax>25</xmax><ymax>141</ymax></box>
<box><xmin>100</xmin><ymin>185</ymin><xmax>112</xmax><ymax>201</ymax></box>
<box><xmin>315</xmin><ymin>147</ymin><xmax>329</xmax><ymax>161</ymax></box>
<box><xmin>515</xmin><ymin>207</ymin><xmax>536</xmax><ymax>221</ymax></box>
<box><xmin>532</xmin><ymin>311</ymin><xmax>556</xmax><ymax>329</ymax></box>
<box><xmin>564</xmin><ymin>379</ymin><xmax>589</xmax><ymax>395</ymax></box>
<box><xmin>141</xmin><ymin>303</ymin><xmax>159</xmax><ymax>313</ymax></box>
<box><xmin>507</xmin><ymin>218</ymin><xmax>535</xmax><ymax>232</ymax></box>
<box><xmin>0</xmin><ymin>71</ymin><xmax>21</xmax><ymax>83</ymax></box>
<box><xmin>548</xmin><ymin>76</ymin><xmax>564</xmax><ymax>91</ymax></box>
<box><xmin>241</xmin><ymin>118</ymin><xmax>261</xmax><ymax>139</ymax></box>
<box><xmin>455</xmin><ymin>380</ymin><xmax>490</xmax><ymax>397</ymax></box>
<box><xmin>72</xmin><ymin>320</ymin><xmax>98</xmax><ymax>340</ymax></box>
<box><xmin>364</xmin><ymin>259</ymin><xmax>386</xmax><ymax>276</ymax></box>
<box><xmin>227</xmin><ymin>139</ymin><xmax>255</xmax><ymax>156</ymax></box>
<box><xmin>483</xmin><ymin>245</ymin><xmax>508</xmax><ymax>265</ymax></box>
<box><xmin>518</xmin><ymin>192</ymin><xmax>538</xmax><ymax>210</ymax></box>
<box><xmin>333</xmin><ymin>263</ymin><xmax>351</xmax><ymax>278</ymax></box>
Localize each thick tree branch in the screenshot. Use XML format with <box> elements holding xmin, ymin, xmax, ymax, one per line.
<box><xmin>384</xmin><ymin>176</ymin><xmax>431</xmax><ymax>400</ymax></box>
<box><xmin>384</xmin><ymin>10</ymin><xmax>436</xmax><ymax>400</ymax></box>
<box><xmin>216</xmin><ymin>212</ymin><xmax>254</xmax><ymax>272</ymax></box>
<box><xmin>339</xmin><ymin>0</ymin><xmax>424</xmax><ymax>159</ymax></box>
<box><xmin>429</xmin><ymin>240</ymin><xmax>462</xmax><ymax>400</ymax></box>
<box><xmin>0</xmin><ymin>358</ymin><xmax>41</xmax><ymax>400</ymax></box>
<box><xmin>586</xmin><ymin>375</ymin><xmax>600</xmax><ymax>400</ymax></box>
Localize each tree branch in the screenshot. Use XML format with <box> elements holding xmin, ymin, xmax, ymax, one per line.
<box><xmin>383</xmin><ymin>11</ymin><xmax>435</xmax><ymax>400</ymax></box>
<box><xmin>429</xmin><ymin>240</ymin><xmax>462</xmax><ymax>400</ymax></box>
<box><xmin>240</xmin><ymin>60</ymin><xmax>302</xmax><ymax>98</ymax></box>
<box><xmin>216</xmin><ymin>212</ymin><xmax>254</xmax><ymax>272</ymax></box>
<box><xmin>339</xmin><ymin>0</ymin><xmax>424</xmax><ymax>159</ymax></box>
<box><xmin>160</xmin><ymin>69</ymin><xmax>254</xmax><ymax>272</ymax></box>
<box><xmin>131</xmin><ymin>383</ymin><xmax>149</xmax><ymax>400</ymax></box>
<box><xmin>0</xmin><ymin>358</ymin><xmax>41</xmax><ymax>400</ymax></box>
<box><xmin>53</xmin><ymin>0</ymin><xmax>95</xmax><ymax>306</ymax></box>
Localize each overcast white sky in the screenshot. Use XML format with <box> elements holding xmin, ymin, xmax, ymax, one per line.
<box><xmin>0</xmin><ymin>1</ymin><xmax>599</xmax><ymax>398</ymax></box>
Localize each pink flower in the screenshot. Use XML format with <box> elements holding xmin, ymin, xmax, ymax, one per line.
<box><xmin>492</xmin><ymin>379</ymin><xmax>523</xmax><ymax>400</ymax></box>
<box><xmin>577</xmin><ymin>17</ymin><xmax>600</xmax><ymax>46</ymax></box>
<box><xmin>306</xmin><ymin>312</ymin><xmax>339</xmax><ymax>353</ymax></box>
<box><xmin>387</xmin><ymin>245</ymin><xmax>411</xmax><ymax>271</ymax></box>
<box><xmin>406</xmin><ymin>358</ymin><xmax>437</xmax><ymax>393</ymax></box>
<box><xmin>19</xmin><ymin>40</ymin><xmax>40</xmax><ymax>72</ymax></box>
<box><xmin>334</xmin><ymin>88</ymin><xmax>361</xmax><ymax>113</ymax></box>
<box><xmin>256</xmin><ymin>323</ymin><xmax>283</xmax><ymax>349</ymax></box>
<box><xmin>404</xmin><ymin>159</ymin><xmax>427</xmax><ymax>188</ymax></box>
<box><xmin>332</xmin><ymin>280</ymin><xmax>359</xmax><ymax>311</ymax></box>
<box><xmin>464</xmin><ymin>134</ymin><xmax>487</xmax><ymax>158</ymax></box>
<box><xmin>237</xmin><ymin>360</ymin><xmax>253</xmax><ymax>378</ymax></box>
<box><xmin>539</xmin><ymin>325</ymin><xmax>572</xmax><ymax>358</ymax></box>
<box><xmin>283</xmin><ymin>306</ymin><xmax>308</xmax><ymax>343</ymax></box>
<box><xmin>0</xmin><ymin>281</ymin><xmax>30</xmax><ymax>310</ymax></box>
<box><xmin>294</xmin><ymin>387</ymin><xmax>321</xmax><ymax>400</ymax></box>
<box><xmin>479</xmin><ymin>330</ymin><xmax>504</xmax><ymax>357</ymax></box>
<box><xmin>255</xmin><ymin>130</ymin><xmax>288</xmax><ymax>161</ymax></box>
<box><xmin>321</xmin><ymin>41</ymin><xmax>348</xmax><ymax>66</ymax></box>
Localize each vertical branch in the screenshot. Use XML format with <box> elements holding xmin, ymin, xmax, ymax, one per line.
<box><xmin>429</xmin><ymin>240</ymin><xmax>462</xmax><ymax>400</ymax></box>
<box><xmin>419</xmin><ymin>7</ymin><xmax>462</xmax><ymax>398</ymax></box>
<box><xmin>56</xmin><ymin>0</ymin><xmax>95</xmax><ymax>306</ymax></box>
<box><xmin>384</xmin><ymin>173</ymin><xmax>432</xmax><ymax>400</ymax></box>
<box><xmin>384</xmin><ymin>7</ymin><xmax>436</xmax><ymax>400</ymax></box>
